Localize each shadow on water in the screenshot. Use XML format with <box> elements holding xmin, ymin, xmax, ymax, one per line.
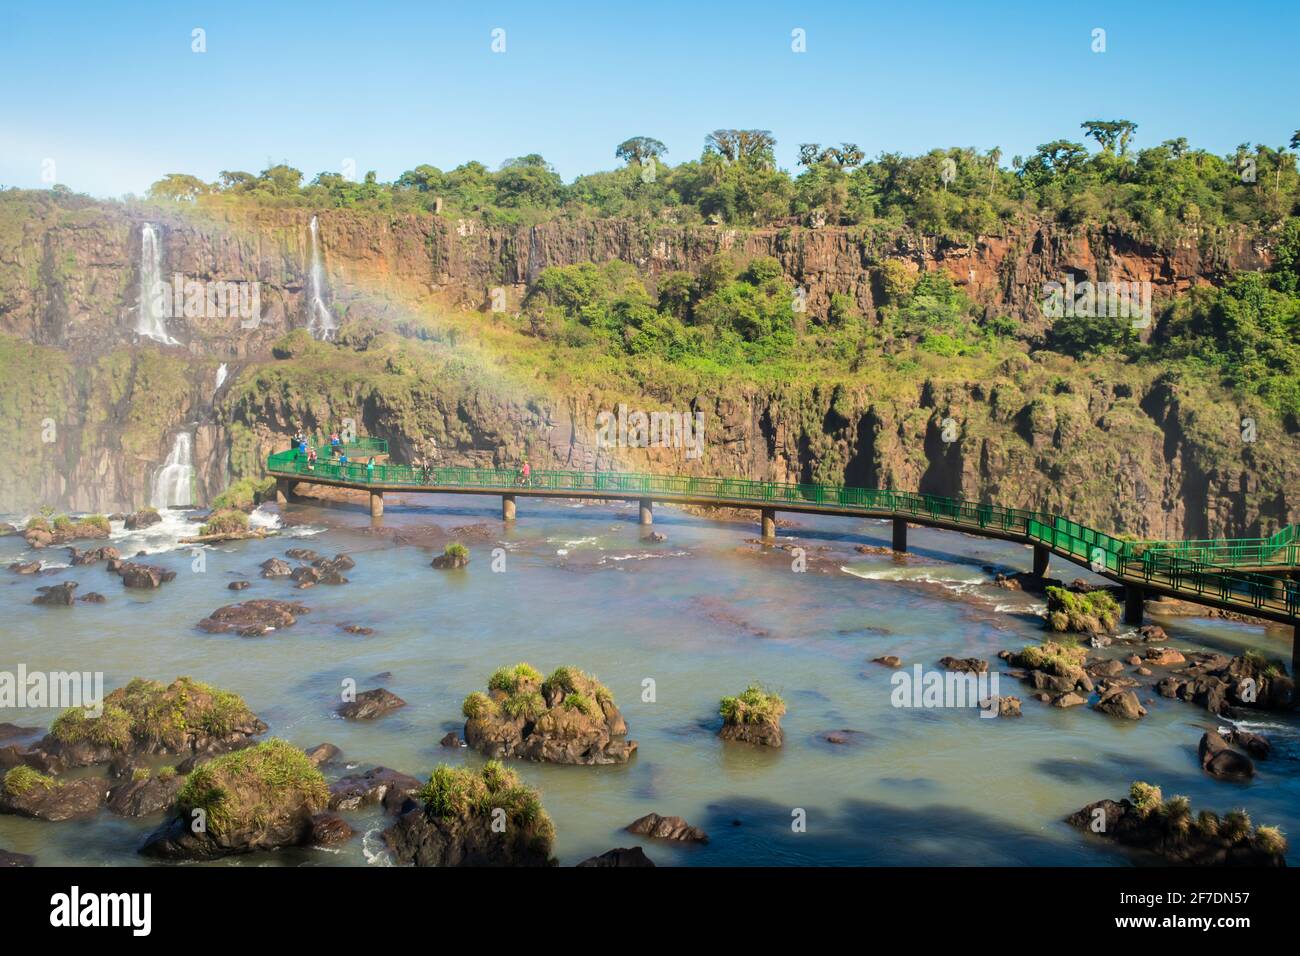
<box><xmin>678</xmin><ymin>794</ymin><xmax>1126</xmax><ymax>866</ymax></box>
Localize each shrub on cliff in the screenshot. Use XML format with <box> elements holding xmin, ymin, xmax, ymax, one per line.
<box><xmin>210</xmin><ymin>477</ymin><xmax>275</xmax><ymax>512</ymax></box>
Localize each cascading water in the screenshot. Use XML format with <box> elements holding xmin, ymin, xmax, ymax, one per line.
<box><xmin>306</xmin><ymin>216</ymin><xmax>337</xmax><ymax>340</ymax></box>
<box><xmin>215</xmin><ymin>363</ymin><xmax>228</xmax><ymax>392</ymax></box>
<box><xmin>150</xmin><ymin>432</ymin><xmax>194</xmax><ymax>509</ymax></box>
<box><xmin>136</xmin><ymin>224</ymin><xmax>177</xmax><ymax>344</ymax></box>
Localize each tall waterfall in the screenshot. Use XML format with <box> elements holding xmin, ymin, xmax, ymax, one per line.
<box><xmin>306</xmin><ymin>216</ymin><xmax>337</xmax><ymax>340</ymax></box>
<box><xmin>151</xmin><ymin>432</ymin><xmax>194</xmax><ymax>508</ymax></box>
<box><xmin>136</xmin><ymin>224</ymin><xmax>177</xmax><ymax>344</ymax></box>
<box><xmin>215</xmin><ymin>362</ymin><xmax>228</xmax><ymax>392</ymax></box>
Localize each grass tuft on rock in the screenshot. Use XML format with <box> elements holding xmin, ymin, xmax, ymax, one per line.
<box><xmin>1046</xmin><ymin>587</ymin><xmax>1120</xmax><ymax>633</ymax></box>
<box><xmin>719</xmin><ymin>684</ymin><xmax>786</xmax><ymax>725</ymax></box>
<box><xmin>1129</xmin><ymin>781</ymin><xmax>1163</xmax><ymax>816</ymax></box>
<box><xmin>49</xmin><ymin>676</ymin><xmax>256</xmax><ymax>751</ymax></box>
<box><xmin>1013</xmin><ymin>640</ymin><xmax>1087</xmax><ymax>675</ymax></box>
<box><xmin>199</xmin><ymin>509</ymin><xmax>249</xmax><ymax>536</ymax></box>
<box><xmin>487</xmin><ymin>663</ymin><xmax>542</xmax><ymax>694</ymax></box>
<box><xmin>417</xmin><ymin>760</ymin><xmax>555</xmax><ymax>842</ymax></box>
<box><xmin>462</xmin><ymin>691</ymin><xmax>499</xmax><ymax>720</ymax></box>
<box><xmin>176</xmin><ymin>738</ymin><xmax>327</xmax><ymax>838</ymax></box>
<box><xmin>2</xmin><ymin>765</ymin><xmax>56</xmax><ymax>796</ymax></box>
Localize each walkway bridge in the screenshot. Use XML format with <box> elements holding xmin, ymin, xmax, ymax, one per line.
<box><xmin>269</xmin><ymin>437</ymin><xmax>1300</xmax><ymax>670</ymax></box>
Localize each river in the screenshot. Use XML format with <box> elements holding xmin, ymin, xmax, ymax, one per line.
<box><xmin>2</xmin><ymin>494</ymin><xmax>1296</xmax><ymax>866</ymax></box>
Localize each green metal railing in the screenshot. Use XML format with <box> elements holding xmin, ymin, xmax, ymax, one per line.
<box><xmin>267</xmin><ymin>438</ymin><xmax>1299</xmax><ymax>619</ymax></box>
<box><xmin>1134</xmin><ymin>524</ymin><xmax>1300</xmax><ymax>569</ymax></box>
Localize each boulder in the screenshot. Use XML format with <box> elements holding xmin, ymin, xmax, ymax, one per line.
<box><xmin>309</xmin><ymin>812</ymin><xmax>354</xmax><ymax>846</ymax></box>
<box><xmin>228</xmin><ymin>580</ymin><xmax>250</xmax><ymax>591</ymax></box>
<box><xmin>340</xmin><ymin>624</ymin><xmax>374</xmax><ymax>635</ymax></box>
<box><xmin>124</xmin><ymin>510</ymin><xmax>162</xmax><ymax>530</ymax></box>
<box><xmin>285</xmin><ymin>548</ymin><xmax>321</xmax><ymax>562</ymax></box>
<box><xmin>69</xmin><ymin>545</ymin><xmax>120</xmax><ymax>566</ymax></box>
<box><xmin>116</xmin><ymin>562</ymin><xmax>176</xmax><ymax>589</ymax></box>
<box><xmin>337</xmin><ymin>688</ymin><xmax>407</xmax><ymax>720</ymax></box>
<box><xmin>1137</xmin><ymin>624</ymin><xmax>1168</xmax><ymax>642</ymax></box>
<box><xmin>328</xmin><ymin>767</ymin><xmax>422</xmax><ymax>813</ymax></box>
<box><xmin>439</xmin><ymin>732</ymin><xmax>462</xmax><ymax>748</ymax></box>
<box><xmin>259</xmin><ymin>558</ymin><xmax>293</xmax><ymax>578</ymax></box>
<box><xmin>197</xmin><ymin>599</ymin><xmax>309</xmax><ymax>637</ymax></box>
<box><xmin>32</xmin><ymin>582</ymin><xmax>78</xmax><ymax>606</ymax></box>
<box><xmin>25</xmin><ymin>676</ymin><xmax>265</xmax><ymax>772</ymax></box>
<box><xmin>0</xmin><ymin>767</ymin><xmax>104</xmax><ymax>821</ymax></box>
<box><xmin>717</xmin><ymin>683</ymin><xmax>785</xmax><ymax>748</ymax></box>
<box><xmin>0</xmin><ymin>849</ymin><xmax>34</xmax><ymax>866</ymax></box>
<box><xmin>1093</xmin><ymin>689</ymin><xmax>1147</xmax><ymax>720</ymax></box>
<box><xmin>8</xmin><ymin>561</ymin><xmax>42</xmax><ymax>574</ymax></box>
<box><xmin>462</xmin><ymin>664</ymin><xmax>637</xmax><ymax>765</ymax></box>
<box><xmin>938</xmin><ymin>656</ymin><xmax>988</xmax><ymax>673</ymax></box>
<box><xmin>872</xmin><ymin>656</ymin><xmax>902</xmax><ymax>668</ymax></box>
<box><xmin>1067</xmin><ymin>786</ymin><xmax>1286</xmax><ymax>865</ymax></box>
<box><xmin>1198</xmin><ymin>730</ymin><xmax>1255</xmax><ymax>781</ymax></box>
<box><xmin>1228</xmin><ymin>729</ymin><xmax>1271</xmax><ymax>759</ymax></box>
<box><xmin>1144</xmin><ymin>647</ymin><xmax>1186</xmax><ymax>667</ymax></box>
<box><xmin>981</xmin><ymin>695</ymin><xmax>1022</xmax><ymax>717</ymax></box>
<box><xmin>139</xmin><ymin>740</ymin><xmax>328</xmax><ymax>859</ymax></box>
<box><xmin>304</xmin><ymin>743</ymin><xmax>341</xmax><ymax>767</ymax></box>
<box><xmin>383</xmin><ymin>763</ymin><xmax>556</xmax><ymax>866</ymax></box>
<box><xmin>626</xmin><ymin>812</ymin><xmax>708</xmax><ymax>843</ymax></box>
<box><xmin>577</xmin><ymin>847</ymin><xmax>656</xmax><ymax>867</ymax></box>
<box><xmin>1052</xmin><ymin>692</ymin><xmax>1087</xmax><ymax>708</ymax></box>
<box><xmin>78</xmin><ymin>592</ymin><xmax>106</xmax><ymax>603</ymax></box>
<box><xmin>106</xmin><ymin>770</ymin><xmax>184</xmax><ymax>817</ymax></box>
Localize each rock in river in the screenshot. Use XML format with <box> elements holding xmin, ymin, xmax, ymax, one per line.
<box><xmin>626</xmin><ymin>812</ymin><xmax>709</xmax><ymax>843</ymax></box>
<box><xmin>197</xmin><ymin>599</ymin><xmax>309</xmax><ymax>637</ymax></box>
<box><xmin>383</xmin><ymin>762</ymin><xmax>556</xmax><ymax>866</ymax></box>
<box><xmin>337</xmin><ymin>688</ymin><xmax>406</xmax><ymax>720</ymax></box>
<box><xmin>718</xmin><ymin>684</ymin><xmax>786</xmax><ymax>747</ymax></box>
<box><xmin>0</xmin><ymin>766</ymin><xmax>104</xmax><ymax>821</ymax></box>
<box><xmin>140</xmin><ymin>740</ymin><xmax>328</xmax><ymax>859</ymax></box>
<box><xmin>462</xmin><ymin>663</ymin><xmax>637</xmax><ymax>765</ymax></box>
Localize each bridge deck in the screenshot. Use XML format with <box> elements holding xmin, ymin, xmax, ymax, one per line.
<box><xmin>267</xmin><ymin>442</ymin><xmax>1300</xmax><ymax>632</ymax></box>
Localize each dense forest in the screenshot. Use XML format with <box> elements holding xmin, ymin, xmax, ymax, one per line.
<box><xmin>142</xmin><ymin>122</ymin><xmax>1300</xmax><ymax>246</ymax></box>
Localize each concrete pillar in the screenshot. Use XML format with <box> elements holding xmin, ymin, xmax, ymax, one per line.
<box><xmin>892</xmin><ymin>517</ymin><xmax>908</xmax><ymax>554</ymax></box>
<box><xmin>1124</xmin><ymin>586</ymin><xmax>1144</xmax><ymax>626</ymax></box>
<box><xmin>1033</xmin><ymin>544</ymin><xmax>1050</xmax><ymax>578</ymax></box>
<box><xmin>275</xmin><ymin>477</ymin><xmax>294</xmax><ymax>504</ymax></box>
<box><xmin>761</xmin><ymin>508</ymin><xmax>777</xmax><ymax>540</ymax></box>
<box><xmin>502</xmin><ymin>494</ymin><xmax>516</xmax><ymax>521</ymax></box>
<box><xmin>639</xmin><ymin>498</ymin><xmax>653</xmax><ymax>526</ymax></box>
<box><xmin>369</xmin><ymin>490</ymin><xmax>383</xmax><ymax>518</ymax></box>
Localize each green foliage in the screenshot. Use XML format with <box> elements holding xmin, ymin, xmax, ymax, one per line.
<box><xmin>2</xmin><ymin>765</ymin><xmax>56</xmax><ymax>796</ymax></box>
<box><xmin>210</xmin><ymin>477</ymin><xmax>275</xmax><ymax>511</ymax></box>
<box><xmin>1013</xmin><ymin>641</ymin><xmax>1087</xmax><ymax>675</ymax></box>
<box><xmin>1046</xmin><ymin>587</ymin><xmax>1121</xmax><ymax>633</ymax></box>
<box><xmin>444</xmin><ymin>542</ymin><xmax>469</xmax><ymax>560</ymax></box>
<box><xmin>176</xmin><ymin>738</ymin><xmax>327</xmax><ymax>838</ymax></box>
<box><xmin>50</xmin><ymin>703</ymin><xmax>132</xmax><ymax>749</ymax></box>
<box><xmin>1129</xmin><ymin>781</ymin><xmax>1163</xmax><ymax>815</ymax></box>
<box><xmin>462</xmin><ymin>691</ymin><xmax>498</xmax><ymax>720</ymax></box>
<box><xmin>51</xmin><ymin>677</ymin><xmax>255</xmax><ymax>750</ymax></box>
<box><xmin>417</xmin><ymin>761</ymin><xmax>554</xmax><ymax>845</ymax></box>
<box><xmin>199</xmin><ymin>509</ymin><xmax>249</xmax><ymax>536</ymax></box>
<box><xmin>719</xmin><ymin>684</ymin><xmax>787</xmax><ymax>725</ymax></box>
<box><xmin>561</xmin><ymin>692</ymin><xmax>597</xmax><ymax>717</ymax></box>
<box><xmin>502</xmin><ymin>690</ymin><xmax>546</xmax><ymax>721</ymax></box>
<box><xmin>487</xmin><ymin>663</ymin><xmax>542</xmax><ymax>694</ymax></box>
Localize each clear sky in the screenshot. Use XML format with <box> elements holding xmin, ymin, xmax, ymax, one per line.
<box><xmin>2</xmin><ymin>0</ymin><xmax>1296</xmax><ymax>197</ymax></box>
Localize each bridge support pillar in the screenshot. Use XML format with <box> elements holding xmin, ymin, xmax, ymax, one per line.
<box><xmin>1124</xmin><ymin>586</ymin><xmax>1144</xmax><ymax>626</ymax></box>
<box><xmin>639</xmin><ymin>498</ymin><xmax>653</xmax><ymax>526</ymax></box>
<box><xmin>502</xmin><ymin>495</ymin><xmax>516</xmax><ymax>521</ymax></box>
<box><xmin>275</xmin><ymin>477</ymin><xmax>295</xmax><ymax>505</ymax></box>
<box><xmin>369</xmin><ymin>490</ymin><xmax>383</xmax><ymax>518</ymax></box>
<box><xmin>892</xmin><ymin>518</ymin><xmax>908</xmax><ymax>554</ymax></box>
<box><xmin>1032</xmin><ymin>544</ymin><xmax>1050</xmax><ymax>578</ymax></box>
<box><xmin>761</xmin><ymin>508</ymin><xmax>777</xmax><ymax>540</ymax></box>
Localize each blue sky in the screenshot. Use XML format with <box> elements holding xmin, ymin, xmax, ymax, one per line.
<box><xmin>2</xmin><ymin>0</ymin><xmax>1296</xmax><ymax>197</ymax></box>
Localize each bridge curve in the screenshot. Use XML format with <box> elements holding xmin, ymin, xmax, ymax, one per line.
<box><xmin>267</xmin><ymin>437</ymin><xmax>1300</xmax><ymax>671</ymax></box>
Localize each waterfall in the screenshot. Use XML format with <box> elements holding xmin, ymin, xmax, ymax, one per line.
<box><xmin>136</xmin><ymin>224</ymin><xmax>177</xmax><ymax>344</ymax></box>
<box><xmin>306</xmin><ymin>216</ymin><xmax>337</xmax><ymax>340</ymax></box>
<box><xmin>151</xmin><ymin>432</ymin><xmax>194</xmax><ymax>509</ymax></box>
<box><xmin>215</xmin><ymin>363</ymin><xmax>228</xmax><ymax>392</ymax></box>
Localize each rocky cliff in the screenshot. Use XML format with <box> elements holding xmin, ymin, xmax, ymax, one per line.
<box><xmin>0</xmin><ymin>191</ymin><xmax>1293</xmax><ymax>538</ymax></box>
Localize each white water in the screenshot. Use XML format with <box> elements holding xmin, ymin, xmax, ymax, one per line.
<box><xmin>135</xmin><ymin>224</ymin><xmax>177</xmax><ymax>344</ymax></box>
<box><xmin>306</xmin><ymin>216</ymin><xmax>337</xmax><ymax>340</ymax></box>
<box><xmin>150</xmin><ymin>433</ymin><xmax>195</xmax><ymax>509</ymax></box>
<box><xmin>214</xmin><ymin>363</ymin><xmax>228</xmax><ymax>392</ymax></box>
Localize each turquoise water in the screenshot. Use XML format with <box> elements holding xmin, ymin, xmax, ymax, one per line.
<box><xmin>1</xmin><ymin>494</ymin><xmax>1296</xmax><ymax>866</ymax></box>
